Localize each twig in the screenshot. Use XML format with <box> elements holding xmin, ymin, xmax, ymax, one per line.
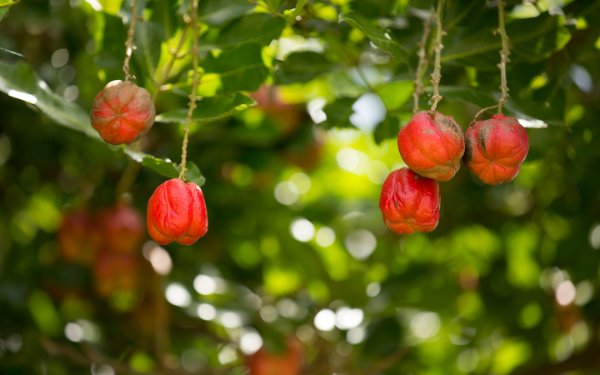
<box><xmin>153</xmin><ymin>25</ymin><xmax>191</xmax><ymax>100</ymax></box>
<box><xmin>122</xmin><ymin>0</ymin><xmax>140</xmax><ymax>81</ymax></box>
<box><xmin>178</xmin><ymin>0</ymin><xmax>201</xmax><ymax>180</ymax></box>
<box><xmin>429</xmin><ymin>0</ymin><xmax>445</xmax><ymax>113</ymax></box>
<box><xmin>412</xmin><ymin>10</ymin><xmax>433</xmax><ymax>113</ymax></box>
<box><xmin>497</xmin><ymin>0</ymin><xmax>510</xmax><ymax>113</ymax></box>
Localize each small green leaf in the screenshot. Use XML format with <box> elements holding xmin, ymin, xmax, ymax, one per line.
<box><xmin>274</xmin><ymin>51</ymin><xmax>333</xmax><ymax>84</ymax></box>
<box><xmin>375</xmin><ymin>80</ymin><xmax>413</xmax><ymax>111</ymax></box>
<box><xmin>126</xmin><ymin>151</ymin><xmax>206</xmax><ymax>187</ymax></box>
<box><xmin>373</xmin><ymin>116</ymin><xmax>400</xmax><ymax>144</ymax></box>
<box><xmin>156</xmin><ymin>93</ymin><xmax>255</xmax><ymax>124</ymax></box>
<box><xmin>321</xmin><ymin>97</ymin><xmax>356</xmax><ymax>130</ymax></box>
<box><xmin>200</xmin><ymin>0</ymin><xmax>254</xmax><ymax>26</ymax></box>
<box><xmin>0</xmin><ymin>0</ymin><xmax>19</xmax><ymax>8</ymax></box>
<box><xmin>206</xmin><ymin>13</ymin><xmax>286</xmax><ymax>49</ymax></box>
<box><xmin>340</xmin><ymin>12</ymin><xmax>409</xmax><ymax>66</ymax></box>
<box><xmin>203</xmin><ymin>43</ymin><xmax>268</xmax><ymax>93</ymax></box>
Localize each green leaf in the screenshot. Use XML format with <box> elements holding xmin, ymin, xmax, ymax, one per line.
<box><xmin>203</xmin><ymin>43</ymin><xmax>268</xmax><ymax>93</ymax></box>
<box><xmin>156</xmin><ymin>93</ymin><xmax>255</xmax><ymax>124</ymax></box>
<box><xmin>206</xmin><ymin>13</ymin><xmax>286</xmax><ymax>49</ymax></box>
<box><xmin>0</xmin><ymin>60</ymin><xmax>98</xmax><ymax>138</ymax></box>
<box><xmin>375</xmin><ymin>80</ymin><xmax>413</xmax><ymax>111</ymax></box>
<box><xmin>274</xmin><ymin>51</ymin><xmax>333</xmax><ymax>84</ymax></box>
<box><xmin>125</xmin><ymin>150</ymin><xmax>206</xmax><ymax>187</ymax></box>
<box><xmin>0</xmin><ymin>0</ymin><xmax>19</xmax><ymax>7</ymax></box>
<box><xmin>321</xmin><ymin>97</ymin><xmax>356</xmax><ymax>130</ymax></box>
<box><xmin>199</xmin><ymin>0</ymin><xmax>254</xmax><ymax>26</ymax></box>
<box><xmin>373</xmin><ymin>116</ymin><xmax>400</xmax><ymax>144</ymax></box>
<box><xmin>340</xmin><ymin>12</ymin><xmax>410</xmax><ymax>67</ymax></box>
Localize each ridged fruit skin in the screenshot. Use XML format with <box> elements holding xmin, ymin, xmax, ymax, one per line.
<box><xmin>464</xmin><ymin>114</ymin><xmax>528</xmax><ymax>185</ymax></box>
<box><xmin>397</xmin><ymin>111</ymin><xmax>465</xmax><ymax>181</ymax></box>
<box><xmin>248</xmin><ymin>338</ymin><xmax>302</xmax><ymax>375</ymax></box>
<box><xmin>147</xmin><ymin>179</ymin><xmax>208</xmax><ymax>246</ymax></box>
<box><xmin>379</xmin><ymin>168</ymin><xmax>440</xmax><ymax>234</ymax></box>
<box><xmin>90</xmin><ymin>80</ymin><xmax>155</xmax><ymax>145</ymax></box>
<box><xmin>97</xmin><ymin>203</ymin><xmax>144</xmax><ymax>254</ymax></box>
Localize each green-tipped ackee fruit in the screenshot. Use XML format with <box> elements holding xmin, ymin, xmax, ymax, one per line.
<box><xmin>464</xmin><ymin>113</ymin><xmax>529</xmax><ymax>185</ymax></box>
<box><xmin>147</xmin><ymin>178</ymin><xmax>208</xmax><ymax>246</ymax></box>
<box><xmin>90</xmin><ymin>80</ymin><xmax>155</xmax><ymax>145</ymax></box>
<box><xmin>397</xmin><ymin>111</ymin><xmax>465</xmax><ymax>181</ymax></box>
<box><xmin>379</xmin><ymin>168</ymin><xmax>440</xmax><ymax>235</ymax></box>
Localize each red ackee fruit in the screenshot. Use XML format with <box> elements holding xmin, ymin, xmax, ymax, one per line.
<box><xmin>379</xmin><ymin>168</ymin><xmax>440</xmax><ymax>234</ymax></box>
<box><xmin>97</xmin><ymin>203</ymin><xmax>144</xmax><ymax>254</ymax></box>
<box><xmin>248</xmin><ymin>338</ymin><xmax>302</xmax><ymax>375</ymax></box>
<box><xmin>147</xmin><ymin>178</ymin><xmax>208</xmax><ymax>246</ymax></box>
<box><xmin>93</xmin><ymin>251</ymin><xmax>141</xmax><ymax>297</ymax></box>
<box><xmin>464</xmin><ymin>114</ymin><xmax>528</xmax><ymax>185</ymax></box>
<box><xmin>90</xmin><ymin>80</ymin><xmax>155</xmax><ymax>145</ymax></box>
<box><xmin>57</xmin><ymin>209</ymin><xmax>101</xmax><ymax>264</ymax></box>
<box><xmin>397</xmin><ymin>111</ymin><xmax>465</xmax><ymax>181</ymax></box>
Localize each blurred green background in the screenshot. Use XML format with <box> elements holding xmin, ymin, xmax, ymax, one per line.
<box><xmin>1</xmin><ymin>0</ymin><xmax>600</xmax><ymax>374</ymax></box>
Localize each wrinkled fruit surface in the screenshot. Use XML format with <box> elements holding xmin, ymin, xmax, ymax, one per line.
<box><xmin>398</xmin><ymin>111</ymin><xmax>465</xmax><ymax>181</ymax></box>
<box><xmin>98</xmin><ymin>203</ymin><xmax>144</xmax><ymax>254</ymax></box>
<box><xmin>90</xmin><ymin>80</ymin><xmax>155</xmax><ymax>145</ymax></box>
<box><xmin>379</xmin><ymin>168</ymin><xmax>440</xmax><ymax>234</ymax></box>
<box><xmin>147</xmin><ymin>178</ymin><xmax>208</xmax><ymax>246</ymax></box>
<box><xmin>464</xmin><ymin>114</ymin><xmax>528</xmax><ymax>185</ymax></box>
<box><xmin>248</xmin><ymin>338</ymin><xmax>302</xmax><ymax>375</ymax></box>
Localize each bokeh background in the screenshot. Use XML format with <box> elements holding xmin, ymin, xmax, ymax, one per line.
<box><xmin>1</xmin><ymin>0</ymin><xmax>600</xmax><ymax>374</ymax></box>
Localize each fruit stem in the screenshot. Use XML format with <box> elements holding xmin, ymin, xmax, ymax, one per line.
<box><xmin>178</xmin><ymin>0</ymin><xmax>200</xmax><ymax>180</ymax></box>
<box><xmin>497</xmin><ymin>0</ymin><xmax>510</xmax><ymax>113</ymax></box>
<box><xmin>122</xmin><ymin>0</ymin><xmax>140</xmax><ymax>81</ymax></box>
<box><xmin>412</xmin><ymin>9</ymin><xmax>432</xmax><ymax>114</ymax></box>
<box><xmin>429</xmin><ymin>0</ymin><xmax>445</xmax><ymax>113</ymax></box>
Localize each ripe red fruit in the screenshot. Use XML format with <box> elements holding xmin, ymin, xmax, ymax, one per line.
<box><xmin>90</xmin><ymin>80</ymin><xmax>155</xmax><ymax>145</ymax></box>
<box><xmin>379</xmin><ymin>168</ymin><xmax>440</xmax><ymax>234</ymax></box>
<box><xmin>464</xmin><ymin>114</ymin><xmax>528</xmax><ymax>185</ymax></box>
<box><xmin>97</xmin><ymin>203</ymin><xmax>144</xmax><ymax>254</ymax></box>
<box><xmin>248</xmin><ymin>338</ymin><xmax>302</xmax><ymax>375</ymax></box>
<box><xmin>147</xmin><ymin>178</ymin><xmax>208</xmax><ymax>246</ymax></box>
<box><xmin>397</xmin><ymin>111</ymin><xmax>465</xmax><ymax>181</ymax></box>
<box><xmin>57</xmin><ymin>209</ymin><xmax>101</xmax><ymax>264</ymax></box>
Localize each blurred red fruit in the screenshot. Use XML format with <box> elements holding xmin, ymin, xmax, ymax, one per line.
<box><xmin>93</xmin><ymin>251</ymin><xmax>141</xmax><ymax>297</ymax></box>
<box><xmin>57</xmin><ymin>209</ymin><xmax>101</xmax><ymax>264</ymax></box>
<box><xmin>97</xmin><ymin>203</ymin><xmax>144</xmax><ymax>254</ymax></box>
<box><xmin>90</xmin><ymin>80</ymin><xmax>155</xmax><ymax>145</ymax></box>
<box><xmin>248</xmin><ymin>338</ymin><xmax>302</xmax><ymax>375</ymax></box>
<box><xmin>464</xmin><ymin>114</ymin><xmax>528</xmax><ymax>185</ymax></box>
<box><xmin>397</xmin><ymin>111</ymin><xmax>465</xmax><ymax>181</ymax></box>
<box><xmin>147</xmin><ymin>178</ymin><xmax>208</xmax><ymax>246</ymax></box>
<box><xmin>379</xmin><ymin>168</ymin><xmax>440</xmax><ymax>234</ymax></box>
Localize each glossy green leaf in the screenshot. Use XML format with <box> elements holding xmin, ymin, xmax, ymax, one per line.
<box><xmin>0</xmin><ymin>0</ymin><xmax>19</xmax><ymax>7</ymax></box>
<box><xmin>199</xmin><ymin>0</ymin><xmax>254</xmax><ymax>26</ymax></box>
<box><xmin>156</xmin><ymin>93</ymin><xmax>255</xmax><ymax>124</ymax></box>
<box><xmin>320</xmin><ymin>97</ymin><xmax>356</xmax><ymax>130</ymax></box>
<box><xmin>375</xmin><ymin>80</ymin><xmax>413</xmax><ymax>111</ymax></box>
<box><xmin>340</xmin><ymin>12</ymin><xmax>410</xmax><ymax>66</ymax></box>
<box><xmin>206</xmin><ymin>13</ymin><xmax>286</xmax><ymax>49</ymax></box>
<box><xmin>203</xmin><ymin>43</ymin><xmax>268</xmax><ymax>93</ymax></box>
<box><xmin>274</xmin><ymin>51</ymin><xmax>333</xmax><ymax>84</ymax></box>
<box><xmin>0</xmin><ymin>60</ymin><xmax>98</xmax><ymax>138</ymax></box>
<box><xmin>128</xmin><ymin>152</ymin><xmax>206</xmax><ymax>186</ymax></box>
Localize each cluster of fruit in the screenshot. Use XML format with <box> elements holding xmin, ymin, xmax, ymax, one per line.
<box><xmin>90</xmin><ymin>81</ymin><xmax>208</xmax><ymax>246</ymax></box>
<box><xmin>57</xmin><ymin>204</ymin><xmax>144</xmax><ymax>296</ymax></box>
<box><xmin>379</xmin><ymin>111</ymin><xmax>529</xmax><ymax>234</ymax></box>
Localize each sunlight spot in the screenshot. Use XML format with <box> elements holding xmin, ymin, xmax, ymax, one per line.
<box><xmin>290</xmin><ymin>218</ymin><xmax>315</xmax><ymax>242</ymax></box>
<box><xmin>240</xmin><ymin>330</ymin><xmax>263</xmax><ymax>355</ymax></box>
<box><xmin>347</xmin><ymin>326</ymin><xmax>366</xmax><ymax>344</ymax></box>
<box><xmin>91</xmin><ymin>364</ymin><xmax>114</xmax><ymax>375</ymax></box>
<box><xmin>556</xmin><ymin>280</ymin><xmax>576</xmax><ymax>306</ymax></box>
<box><xmin>197</xmin><ymin>303</ymin><xmax>217</xmax><ymax>321</ymax></box>
<box><xmin>366</xmin><ymin>282</ymin><xmax>381</xmax><ymax>297</ymax></box>
<box><xmin>350</xmin><ymin>93</ymin><xmax>386</xmax><ymax>132</ymax></box>
<box><xmin>8</xmin><ymin>90</ymin><xmax>37</xmax><ymax>105</ymax></box>
<box><xmin>410</xmin><ymin>312</ymin><xmax>441</xmax><ymax>340</ymax></box>
<box><xmin>289</xmin><ymin>172</ymin><xmax>311</xmax><ymax>194</ymax></box>
<box><xmin>219</xmin><ymin>311</ymin><xmax>243</xmax><ymax>329</ymax></box>
<box><xmin>575</xmin><ymin>281</ymin><xmax>594</xmax><ymax>306</ymax></box>
<box><xmin>307</xmin><ymin>98</ymin><xmax>327</xmax><ymax>124</ymax></box>
<box><xmin>517</xmin><ymin>118</ymin><xmax>547</xmax><ymax>129</ymax></box>
<box><xmin>336</xmin><ymin>147</ymin><xmax>369</xmax><ymax>174</ymax></box>
<box><xmin>85</xmin><ymin>0</ymin><xmax>103</xmax><ymax>11</ymax></box>
<box><xmin>51</xmin><ymin>48</ymin><xmax>69</xmax><ymax>68</ymax></box>
<box><xmin>345</xmin><ymin>229</ymin><xmax>377</xmax><ymax>260</ymax></box>
<box><xmin>274</xmin><ymin>181</ymin><xmax>299</xmax><ymax>205</ymax></box>
<box><xmin>165</xmin><ymin>283</ymin><xmax>191</xmax><ymax>307</ymax></box>
<box><xmin>335</xmin><ymin>307</ymin><xmax>364</xmax><ymax>330</ymax></box>
<box><xmin>218</xmin><ymin>345</ymin><xmax>237</xmax><ymax>365</ymax></box>
<box><xmin>194</xmin><ymin>274</ymin><xmax>218</xmax><ymax>295</ymax></box>
<box><xmin>260</xmin><ymin>305</ymin><xmax>278</xmax><ymax>323</ymax></box>
<box><xmin>315</xmin><ymin>227</ymin><xmax>336</xmax><ymax>247</ymax></box>
<box><xmin>314</xmin><ymin>309</ymin><xmax>336</xmax><ymax>331</ymax></box>
<box><xmin>143</xmin><ymin>242</ymin><xmax>172</xmax><ymax>275</ymax></box>
<box><xmin>588</xmin><ymin>224</ymin><xmax>600</xmax><ymax>249</ymax></box>
<box><xmin>64</xmin><ymin>322</ymin><xmax>84</xmax><ymax>342</ymax></box>
<box><xmin>570</xmin><ymin>64</ymin><xmax>593</xmax><ymax>93</ymax></box>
